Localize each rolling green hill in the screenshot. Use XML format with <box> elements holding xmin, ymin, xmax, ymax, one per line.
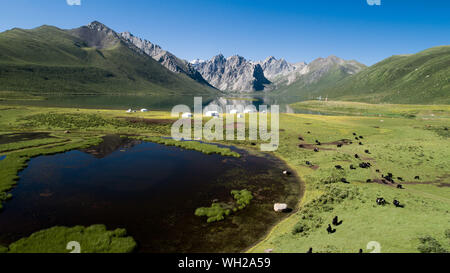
<box><xmin>324</xmin><ymin>46</ymin><xmax>450</xmax><ymax>104</ymax></box>
<box><xmin>0</xmin><ymin>24</ymin><xmax>216</xmax><ymax>96</ymax></box>
<box><xmin>318</xmin><ymin>46</ymin><xmax>450</xmax><ymax>104</ymax></box>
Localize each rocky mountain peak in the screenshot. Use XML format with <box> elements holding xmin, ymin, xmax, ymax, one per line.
<box><xmin>69</xmin><ymin>21</ymin><xmax>121</xmax><ymax>49</ymax></box>
<box><xmin>192</xmin><ymin>54</ymin><xmax>271</xmax><ymax>92</ymax></box>
<box><xmin>87</xmin><ymin>21</ymin><xmax>114</xmax><ymax>33</ymax></box>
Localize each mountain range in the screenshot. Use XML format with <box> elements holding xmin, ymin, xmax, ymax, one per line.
<box><xmin>0</xmin><ymin>21</ymin><xmax>448</xmax><ymax>104</ymax></box>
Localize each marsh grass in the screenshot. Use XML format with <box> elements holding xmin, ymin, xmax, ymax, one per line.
<box><xmin>0</xmin><ymin>137</ymin><xmax>68</xmax><ymax>153</ymax></box>
<box><xmin>4</xmin><ymin>225</ymin><xmax>136</xmax><ymax>253</ymax></box>
<box><xmin>291</xmin><ymin>100</ymin><xmax>450</xmax><ymax>118</ymax></box>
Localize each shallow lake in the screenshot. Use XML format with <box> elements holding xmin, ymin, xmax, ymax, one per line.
<box><xmin>0</xmin><ymin>94</ymin><xmax>325</xmax><ymax>114</ymax></box>
<box><xmin>0</xmin><ymin>136</ymin><xmax>301</xmax><ymax>252</ymax></box>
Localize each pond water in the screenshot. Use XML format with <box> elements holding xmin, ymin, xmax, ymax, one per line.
<box><xmin>0</xmin><ymin>136</ymin><xmax>301</xmax><ymax>252</ymax></box>
<box><xmin>0</xmin><ymin>155</ymin><xmax>5</xmax><ymax>161</ymax></box>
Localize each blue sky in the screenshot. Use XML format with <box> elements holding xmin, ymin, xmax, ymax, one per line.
<box><xmin>0</xmin><ymin>0</ymin><xmax>449</xmax><ymax>65</ymax></box>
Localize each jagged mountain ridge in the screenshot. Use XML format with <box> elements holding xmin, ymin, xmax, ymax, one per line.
<box><xmin>70</xmin><ymin>21</ymin><xmax>211</xmax><ymax>87</ymax></box>
<box><xmin>119</xmin><ymin>31</ymin><xmax>211</xmax><ymax>86</ymax></box>
<box><xmin>191</xmin><ymin>54</ymin><xmax>365</xmax><ymax>93</ymax></box>
<box><xmin>191</xmin><ymin>54</ymin><xmax>271</xmax><ymax>92</ymax></box>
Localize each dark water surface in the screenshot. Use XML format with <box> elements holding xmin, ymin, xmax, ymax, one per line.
<box><xmin>0</xmin><ymin>137</ymin><xmax>301</xmax><ymax>252</ymax></box>
<box><xmin>0</xmin><ymin>94</ymin><xmax>326</xmax><ymax>114</ymax></box>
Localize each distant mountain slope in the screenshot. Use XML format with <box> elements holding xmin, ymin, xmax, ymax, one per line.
<box><xmin>0</xmin><ymin>22</ymin><xmax>215</xmax><ymax>96</ymax></box>
<box><xmin>191</xmin><ymin>54</ymin><xmax>271</xmax><ymax>92</ymax></box>
<box><xmin>320</xmin><ymin>46</ymin><xmax>450</xmax><ymax>104</ymax></box>
<box><xmin>272</xmin><ymin>56</ymin><xmax>366</xmax><ymax>99</ymax></box>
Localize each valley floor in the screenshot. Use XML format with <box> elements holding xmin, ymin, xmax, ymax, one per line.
<box><xmin>0</xmin><ymin>102</ymin><xmax>449</xmax><ymax>253</ymax></box>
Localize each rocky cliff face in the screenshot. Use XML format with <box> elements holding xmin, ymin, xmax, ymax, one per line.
<box><xmin>191</xmin><ymin>54</ymin><xmax>271</xmax><ymax>92</ymax></box>
<box><xmin>70</xmin><ymin>21</ymin><xmax>210</xmax><ymax>86</ymax></box>
<box><xmin>120</xmin><ymin>32</ymin><xmax>210</xmax><ymax>86</ymax></box>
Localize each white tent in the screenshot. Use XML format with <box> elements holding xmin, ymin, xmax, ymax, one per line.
<box><xmin>182</xmin><ymin>112</ymin><xmax>193</xmax><ymax>118</ymax></box>
<box><xmin>205</xmin><ymin>111</ymin><xmax>219</xmax><ymax>117</ymax></box>
<box><xmin>141</xmin><ymin>108</ymin><xmax>149</xmax><ymax>112</ymax></box>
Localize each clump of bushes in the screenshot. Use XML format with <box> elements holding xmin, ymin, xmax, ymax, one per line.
<box><xmin>231</xmin><ymin>189</ymin><xmax>253</xmax><ymax>210</ymax></box>
<box><xmin>195</xmin><ymin>203</ymin><xmax>231</xmax><ymax>223</ymax></box>
<box><xmin>321</xmin><ymin>168</ymin><xmax>347</xmax><ymax>185</ymax></box>
<box><xmin>417</xmin><ymin>236</ymin><xmax>447</xmax><ymax>253</ymax></box>
<box><xmin>195</xmin><ymin>189</ymin><xmax>253</xmax><ymax>223</ymax></box>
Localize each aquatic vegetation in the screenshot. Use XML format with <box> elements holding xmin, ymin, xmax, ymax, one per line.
<box><xmin>231</xmin><ymin>189</ymin><xmax>253</xmax><ymax>210</ymax></box>
<box><xmin>195</xmin><ymin>203</ymin><xmax>231</xmax><ymax>223</ymax></box>
<box><xmin>196</xmin><ymin>190</ymin><xmax>254</xmax><ymax>222</ymax></box>
<box><xmin>4</xmin><ymin>225</ymin><xmax>136</xmax><ymax>253</ymax></box>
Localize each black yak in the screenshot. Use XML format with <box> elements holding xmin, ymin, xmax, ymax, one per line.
<box><xmin>332</xmin><ymin>216</ymin><xmax>342</xmax><ymax>226</ymax></box>
<box><xmin>393</xmin><ymin>200</ymin><xmax>404</xmax><ymax>208</ymax></box>
<box><xmin>376</xmin><ymin>198</ymin><xmax>386</xmax><ymax>205</ymax></box>
<box><xmin>327</xmin><ymin>224</ymin><xmax>336</xmax><ymax>234</ymax></box>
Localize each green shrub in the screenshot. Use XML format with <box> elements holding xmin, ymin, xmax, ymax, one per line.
<box><xmin>195</xmin><ymin>203</ymin><xmax>231</xmax><ymax>223</ymax></box>
<box><xmin>417</xmin><ymin>236</ymin><xmax>447</xmax><ymax>253</ymax></box>
<box><xmin>231</xmin><ymin>189</ymin><xmax>253</xmax><ymax>210</ymax></box>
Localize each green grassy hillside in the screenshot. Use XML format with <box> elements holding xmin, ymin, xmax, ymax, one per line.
<box><xmin>0</xmin><ymin>26</ymin><xmax>216</xmax><ymax>96</ymax></box>
<box><xmin>323</xmin><ymin>46</ymin><xmax>450</xmax><ymax>104</ymax></box>
<box><xmin>273</xmin><ymin>65</ymin><xmax>357</xmax><ymax>100</ymax></box>
<box><xmin>271</xmin><ymin>57</ymin><xmax>366</xmax><ymax>102</ymax></box>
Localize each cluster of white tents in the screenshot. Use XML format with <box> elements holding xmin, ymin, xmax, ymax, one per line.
<box><xmin>180</xmin><ymin>108</ymin><xmax>256</xmax><ymax>119</ymax></box>
<box><xmin>126</xmin><ymin>108</ymin><xmax>148</xmax><ymax>113</ymax></box>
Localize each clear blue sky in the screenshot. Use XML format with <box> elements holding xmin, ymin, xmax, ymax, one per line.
<box><xmin>0</xmin><ymin>0</ymin><xmax>449</xmax><ymax>65</ymax></box>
